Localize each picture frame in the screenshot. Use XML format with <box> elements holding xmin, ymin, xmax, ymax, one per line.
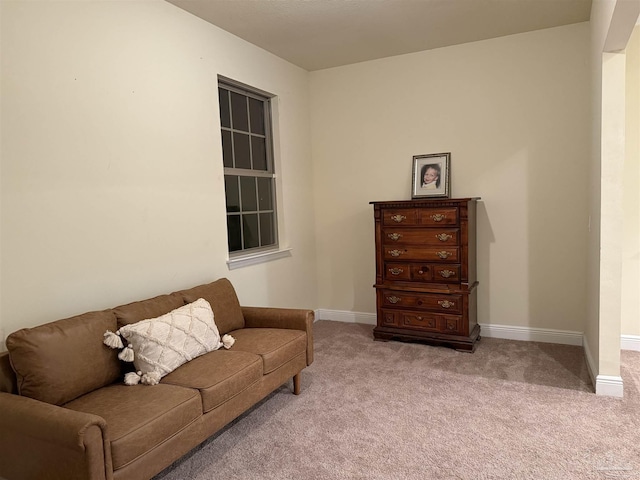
<box><xmin>411</xmin><ymin>152</ymin><xmax>451</xmax><ymax>198</ymax></box>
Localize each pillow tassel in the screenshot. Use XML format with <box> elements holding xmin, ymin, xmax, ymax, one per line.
<box><xmin>124</xmin><ymin>371</ymin><xmax>142</xmax><ymax>386</ymax></box>
<box><xmin>118</xmin><ymin>344</ymin><xmax>135</xmax><ymax>362</ymax></box>
<box><xmin>222</xmin><ymin>334</ymin><xmax>235</xmax><ymax>349</ymax></box>
<box><xmin>103</xmin><ymin>330</ymin><xmax>124</xmax><ymax>349</ymax></box>
<box><xmin>141</xmin><ymin>371</ymin><xmax>161</xmax><ymax>386</ymax></box>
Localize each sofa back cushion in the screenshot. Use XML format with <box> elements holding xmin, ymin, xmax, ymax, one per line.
<box><xmin>113</xmin><ymin>292</ymin><xmax>185</xmax><ymax>329</ymax></box>
<box><xmin>175</xmin><ymin>278</ymin><xmax>244</xmax><ymax>335</ymax></box>
<box><xmin>6</xmin><ymin>310</ymin><xmax>121</xmax><ymax>405</ymax></box>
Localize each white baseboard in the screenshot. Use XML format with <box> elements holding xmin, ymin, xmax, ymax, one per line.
<box><xmin>581</xmin><ymin>333</ymin><xmax>625</xmax><ymax>398</ymax></box>
<box><xmin>621</xmin><ymin>334</ymin><xmax>640</xmax><ymax>351</ymax></box>
<box><xmin>315</xmin><ymin>309</ymin><xmax>583</xmax><ymax>346</ymax></box>
<box><xmin>315</xmin><ymin>309</ymin><xmax>376</xmax><ymax>325</ymax></box>
<box><xmin>478</xmin><ymin>324</ymin><xmax>584</xmax><ymax>346</ymax></box>
<box><xmin>595</xmin><ymin>375</ymin><xmax>624</xmax><ymax>397</ymax></box>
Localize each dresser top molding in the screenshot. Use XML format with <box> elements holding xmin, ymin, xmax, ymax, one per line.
<box><xmin>370</xmin><ymin>197</ymin><xmax>480</xmax><ymax>207</ymax></box>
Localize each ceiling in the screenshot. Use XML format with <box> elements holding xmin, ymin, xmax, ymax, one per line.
<box><xmin>167</xmin><ymin>0</ymin><xmax>592</xmax><ymax>71</ymax></box>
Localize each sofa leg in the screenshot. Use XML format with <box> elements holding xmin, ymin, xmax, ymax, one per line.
<box><xmin>293</xmin><ymin>373</ymin><xmax>301</xmax><ymax>395</ymax></box>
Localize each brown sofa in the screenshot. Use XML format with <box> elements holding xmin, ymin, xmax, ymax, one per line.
<box><xmin>0</xmin><ymin>278</ymin><xmax>314</xmax><ymax>480</ymax></box>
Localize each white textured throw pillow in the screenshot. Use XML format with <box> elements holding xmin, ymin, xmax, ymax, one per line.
<box><xmin>118</xmin><ymin>298</ymin><xmax>224</xmax><ymax>381</ymax></box>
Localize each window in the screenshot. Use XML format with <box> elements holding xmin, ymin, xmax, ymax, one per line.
<box><xmin>218</xmin><ymin>78</ymin><xmax>277</xmax><ymax>256</ymax></box>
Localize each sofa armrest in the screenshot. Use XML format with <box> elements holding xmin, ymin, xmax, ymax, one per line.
<box><xmin>241</xmin><ymin>307</ymin><xmax>314</xmax><ymax>366</ymax></box>
<box><xmin>0</xmin><ymin>392</ymin><xmax>112</xmax><ymax>480</ymax></box>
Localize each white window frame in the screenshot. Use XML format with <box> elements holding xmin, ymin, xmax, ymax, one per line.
<box><xmin>218</xmin><ymin>76</ymin><xmax>290</xmax><ymax>269</ymax></box>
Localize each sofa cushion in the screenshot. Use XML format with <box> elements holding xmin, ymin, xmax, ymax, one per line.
<box><xmin>113</xmin><ymin>293</ymin><xmax>185</xmax><ymax>329</ymax></box>
<box><xmin>228</xmin><ymin>328</ymin><xmax>307</xmax><ymax>374</ymax></box>
<box><xmin>175</xmin><ymin>278</ymin><xmax>244</xmax><ymax>335</ymax></box>
<box><xmin>64</xmin><ymin>383</ymin><xmax>201</xmax><ymax>470</ymax></box>
<box><xmin>118</xmin><ymin>298</ymin><xmax>224</xmax><ymax>380</ymax></box>
<box><xmin>162</xmin><ymin>350</ymin><xmax>262</xmax><ymax>413</ymax></box>
<box><xmin>6</xmin><ymin>310</ymin><xmax>121</xmax><ymax>405</ymax></box>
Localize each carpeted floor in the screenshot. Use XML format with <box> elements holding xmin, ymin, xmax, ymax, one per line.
<box><xmin>154</xmin><ymin>320</ymin><xmax>640</xmax><ymax>480</ymax></box>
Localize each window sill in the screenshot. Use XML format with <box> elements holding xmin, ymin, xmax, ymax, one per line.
<box><xmin>227</xmin><ymin>248</ymin><xmax>292</xmax><ymax>270</ymax></box>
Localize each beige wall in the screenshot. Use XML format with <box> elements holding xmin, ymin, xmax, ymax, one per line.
<box><xmin>587</xmin><ymin>0</ymin><xmax>639</xmax><ymax>387</ymax></box>
<box><xmin>622</xmin><ymin>25</ymin><xmax>640</xmax><ymax>337</ymax></box>
<box><xmin>585</xmin><ymin>1</ymin><xmax>610</xmax><ymax>376</ymax></box>
<box><xmin>310</xmin><ymin>24</ymin><xmax>591</xmax><ymax>332</ymax></box>
<box><xmin>0</xmin><ymin>0</ymin><xmax>318</xmax><ymax>344</ymax></box>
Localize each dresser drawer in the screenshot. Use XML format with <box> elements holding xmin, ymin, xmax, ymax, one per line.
<box><xmin>383</xmin><ymin>263</ymin><xmax>411</xmax><ymax>281</ymax></box>
<box><xmin>383</xmin><ymin>228</ymin><xmax>459</xmax><ymax>246</ymax></box>
<box><xmin>380</xmin><ymin>290</ymin><xmax>462</xmax><ymax>314</ymax></box>
<box><xmin>384</xmin><ymin>263</ymin><xmax>461</xmax><ymax>283</ymax></box>
<box><xmin>382</xmin><ymin>209</ymin><xmax>420</xmax><ymax>226</ymax></box>
<box><xmin>410</xmin><ymin>264</ymin><xmax>460</xmax><ymax>283</ymax></box>
<box><xmin>419</xmin><ymin>207</ymin><xmax>458</xmax><ymax>226</ymax></box>
<box><xmin>381</xmin><ymin>309</ymin><xmax>463</xmax><ymax>334</ymax></box>
<box><xmin>400</xmin><ymin>311</ymin><xmax>440</xmax><ymax>332</ymax></box>
<box><xmin>403</xmin><ymin>312</ymin><xmax>463</xmax><ymax>334</ymax></box>
<box><xmin>383</xmin><ymin>207</ymin><xmax>458</xmax><ymax>227</ymax></box>
<box><xmin>383</xmin><ymin>246</ymin><xmax>460</xmax><ymax>262</ymax></box>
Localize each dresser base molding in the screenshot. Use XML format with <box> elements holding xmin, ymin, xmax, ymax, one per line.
<box><xmin>373</xmin><ymin>323</ymin><xmax>481</xmax><ymax>352</ymax></box>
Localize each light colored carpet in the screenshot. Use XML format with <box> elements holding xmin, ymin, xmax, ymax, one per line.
<box><xmin>154</xmin><ymin>320</ymin><xmax>640</xmax><ymax>480</ymax></box>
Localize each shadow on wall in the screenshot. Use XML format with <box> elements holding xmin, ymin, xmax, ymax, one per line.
<box><xmin>353</xmin><ymin>205</ymin><xmax>377</xmax><ymax>314</ymax></box>
<box><xmin>476</xmin><ymin>200</ymin><xmax>494</xmax><ymax>329</ymax></box>
<box><xmin>318</xmin><ymin>204</ymin><xmax>376</xmax><ymax>314</ymax></box>
<box><xmin>526</xmin><ymin>142</ymin><xmax>589</xmax><ymax>334</ymax></box>
<box><xmin>476</xmin><ymin>142</ymin><xmax>587</xmax><ymax>335</ymax></box>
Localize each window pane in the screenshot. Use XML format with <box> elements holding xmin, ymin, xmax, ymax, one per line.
<box><xmin>260</xmin><ymin>212</ymin><xmax>275</xmax><ymax>246</ymax></box>
<box><xmin>225</xmin><ymin>175</ymin><xmax>240</xmax><ymax>213</ymax></box>
<box><xmin>219</xmin><ymin>88</ymin><xmax>231</xmax><ymax>128</ymax></box>
<box><xmin>233</xmin><ymin>133</ymin><xmax>251</xmax><ymax>169</ymax></box>
<box><xmin>220</xmin><ymin>79</ymin><xmax>276</xmax><ymax>255</ymax></box>
<box><xmin>251</xmin><ymin>136</ymin><xmax>267</xmax><ymax>171</ymax></box>
<box><xmin>221</xmin><ymin>130</ymin><xmax>233</xmax><ymax>168</ymax></box>
<box><xmin>240</xmin><ymin>176</ymin><xmax>257</xmax><ymax>211</ymax></box>
<box><xmin>227</xmin><ymin>215</ymin><xmax>242</xmax><ymax>252</ymax></box>
<box><xmin>242</xmin><ymin>214</ymin><xmax>259</xmax><ymax>249</ymax></box>
<box><xmin>257</xmin><ymin>177</ymin><xmax>272</xmax><ymax>210</ymax></box>
<box><xmin>249</xmin><ymin>98</ymin><xmax>265</xmax><ymax>135</ymax></box>
<box><xmin>230</xmin><ymin>92</ymin><xmax>249</xmax><ymax>131</ymax></box>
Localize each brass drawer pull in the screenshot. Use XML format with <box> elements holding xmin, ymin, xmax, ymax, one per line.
<box><xmin>436</xmin><ymin>233</ymin><xmax>452</xmax><ymax>242</ymax></box>
<box><xmin>388</xmin><ymin>233</ymin><xmax>403</xmax><ymax>241</ymax></box>
<box><xmin>386</xmin><ymin>296</ymin><xmax>401</xmax><ymax>304</ymax></box>
<box><xmin>388</xmin><ymin>249</ymin><xmax>402</xmax><ymax>257</ymax></box>
<box><xmin>390</xmin><ymin>214</ymin><xmax>407</xmax><ymax>223</ymax></box>
<box><xmin>438</xmin><ymin>300</ymin><xmax>455</xmax><ymax>309</ymax></box>
<box><xmin>389</xmin><ymin>268</ymin><xmax>404</xmax><ymax>276</ymax></box>
<box><xmin>436</xmin><ymin>251</ymin><xmax>451</xmax><ymax>259</ymax></box>
<box><xmin>439</xmin><ymin>270</ymin><xmax>455</xmax><ymax>278</ymax></box>
<box><xmin>431</xmin><ymin>213</ymin><xmax>445</xmax><ymax>222</ymax></box>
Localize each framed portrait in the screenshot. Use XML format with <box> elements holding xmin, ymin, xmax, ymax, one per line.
<box><xmin>411</xmin><ymin>152</ymin><xmax>451</xmax><ymax>198</ymax></box>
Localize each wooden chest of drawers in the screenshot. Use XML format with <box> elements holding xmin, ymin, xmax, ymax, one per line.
<box><xmin>371</xmin><ymin>198</ymin><xmax>480</xmax><ymax>352</ymax></box>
